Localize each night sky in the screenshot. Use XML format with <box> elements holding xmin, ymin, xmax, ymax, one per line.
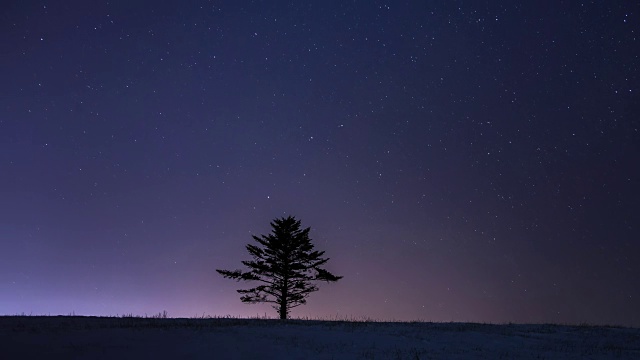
<box><xmin>1</xmin><ymin>1</ymin><xmax>639</xmax><ymax>326</ymax></box>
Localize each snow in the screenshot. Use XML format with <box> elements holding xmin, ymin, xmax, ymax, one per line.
<box><xmin>1</xmin><ymin>316</ymin><xmax>639</xmax><ymax>359</ymax></box>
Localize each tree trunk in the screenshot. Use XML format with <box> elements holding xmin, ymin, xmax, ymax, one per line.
<box><xmin>280</xmin><ymin>271</ymin><xmax>289</xmax><ymax>319</ymax></box>
<box><xmin>279</xmin><ymin>282</ymin><xmax>288</xmax><ymax>319</ymax></box>
<box><xmin>279</xmin><ymin>299</ymin><xmax>287</xmax><ymax>319</ymax></box>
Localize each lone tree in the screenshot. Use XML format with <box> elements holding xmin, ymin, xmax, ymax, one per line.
<box><xmin>216</xmin><ymin>216</ymin><xmax>342</xmax><ymax>319</ymax></box>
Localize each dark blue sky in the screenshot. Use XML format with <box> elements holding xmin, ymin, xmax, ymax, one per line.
<box><xmin>1</xmin><ymin>1</ymin><xmax>638</xmax><ymax>326</ymax></box>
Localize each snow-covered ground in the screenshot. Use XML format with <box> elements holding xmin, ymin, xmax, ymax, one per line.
<box><xmin>1</xmin><ymin>316</ymin><xmax>638</xmax><ymax>359</ymax></box>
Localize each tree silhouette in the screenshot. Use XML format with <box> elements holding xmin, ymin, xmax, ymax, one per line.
<box><xmin>217</xmin><ymin>216</ymin><xmax>342</xmax><ymax>319</ymax></box>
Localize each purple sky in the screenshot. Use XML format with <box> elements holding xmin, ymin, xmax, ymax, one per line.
<box><xmin>1</xmin><ymin>1</ymin><xmax>639</xmax><ymax>326</ymax></box>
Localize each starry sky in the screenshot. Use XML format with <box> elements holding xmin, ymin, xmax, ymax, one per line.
<box><xmin>1</xmin><ymin>1</ymin><xmax>639</xmax><ymax>326</ymax></box>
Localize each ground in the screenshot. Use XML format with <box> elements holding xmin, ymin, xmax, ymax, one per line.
<box><xmin>1</xmin><ymin>316</ymin><xmax>638</xmax><ymax>359</ymax></box>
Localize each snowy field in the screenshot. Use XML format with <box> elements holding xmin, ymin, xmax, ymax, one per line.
<box><xmin>1</xmin><ymin>316</ymin><xmax>639</xmax><ymax>359</ymax></box>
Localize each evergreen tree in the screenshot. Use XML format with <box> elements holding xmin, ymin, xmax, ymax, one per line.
<box><xmin>217</xmin><ymin>216</ymin><xmax>342</xmax><ymax>319</ymax></box>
